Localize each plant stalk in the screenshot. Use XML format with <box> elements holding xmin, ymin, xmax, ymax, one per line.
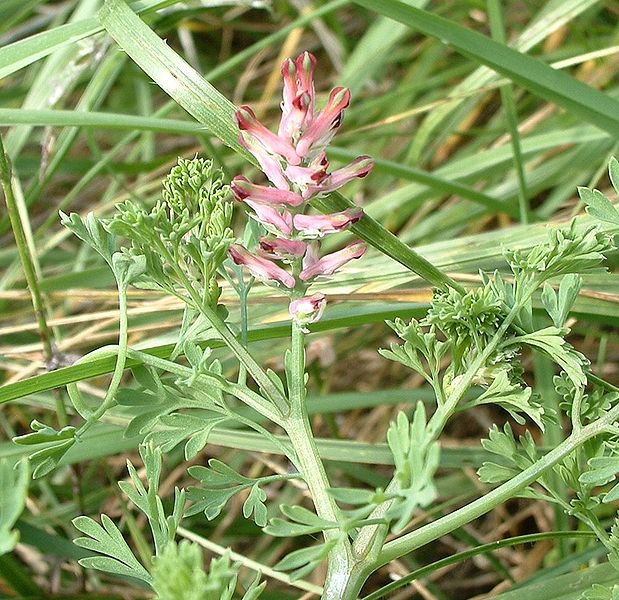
<box><xmin>0</xmin><ymin>137</ymin><xmax>53</xmax><ymax>359</ymax></box>
<box><xmin>70</xmin><ymin>282</ymin><xmax>130</xmax><ymax>434</ymax></box>
<box><xmin>158</xmin><ymin>242</ymin><xmax>290</xmax><ymax>417</ymax></box>
<box><xmin>377</xmin><ymin>403</ymin><xmax>619</xmax><ymax>565</ymax></box>
<box><xmin>285</xmin><ymin>319</ymin><xmax>353</xmax><ymax>599</ymax></box>
<box><xmin>351</xmin><ymin>289</ymin><xmax>534</xmax><ymax>562</ymax></box>
<box><xmin>0</xmin><ymin>135</ymin><xmax>68</xmax><ymax>427</ymax></box>
<box><xmin>331</xmin><ymin>402</ymin><xmax>619</xmax><ymax>600</ymax></box>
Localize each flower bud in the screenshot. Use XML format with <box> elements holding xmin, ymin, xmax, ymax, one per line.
<box><xmin>289</xmin><ymin>293</ymin><xmax>327</xmax><ymax>330</ymax></box>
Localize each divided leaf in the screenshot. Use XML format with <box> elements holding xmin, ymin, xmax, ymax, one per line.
<box><xmin>579</xmin><ymin>455</ymin><xmax>619</xmax><ymax>503</ymax></box>
<box><xmin>60</xmin><ymin>211</ymin><xmax>115</xmax><ymax>266</ymax></box>
<box><xmin>512</xmin><ymin>327</ymin><xmax>588</xmax><ymax>388</ymax></box>
<box><xmin>187</xmin><ymin>460</ymin><xmax>273</xmax><ymax>527</ymax></box>
<box><xmin>243</xmin><ymin>484</ymin><xmax>268</xmax><ymax>528</ymax></box>
<box><xmin>541</xmin><ymin>274</ymin><xmax>582</xmax><ymax>328</ymax></box>
<box><xmin>470</xmin><ymin>370</ymin><xmax>544</xmax><ymax>430</ymax></box>
<box><xmin>579</xmin><ymin>186</ymin><xmax>619</xmax><ymax>226</ymax></box>
<box><xmin>386</xmin><ymin>406</ymin><xmax>438</xmax><ymax>532</ymax></box>
<box><xmin>13</xmin><ymin>420</ymin><xmax>76</xmax><ymax>478</ymax></box>
<box><xmin>274</xmin><ymin>539</ymin><xmax>337</xmax><ymax>581</ymax></box>
<box><xmin>478</xmin><ymin>423</ymin><xmax>538</xmax><ymax>486</ymax></box>
<box><xmin>73</xmin><ymin>514</ymin><xmax>151</xmax><ymax>584</ymax></box>
<box><xmin>265</xmin><ymin>504</ymin><xmax>338</xmax><ymax>537</ymax></box>
<box><xmin>581</xmin><ymin>584</ymin><xmax>619</xmax><ymax>600</ymax></box>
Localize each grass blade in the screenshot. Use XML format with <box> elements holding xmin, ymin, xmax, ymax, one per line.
<box><xmin>353</xmin><ymin>0</ymin><xmax>619</xmax><ymax>137</ymax></box>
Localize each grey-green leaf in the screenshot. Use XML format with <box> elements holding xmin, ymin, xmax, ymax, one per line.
<box><xmin>0</xmin><ymin>459</ymin><xmax>29</xmax><ymax>555</ymax></box>
<box><xmin>579</xmin><ymin>186</ymin><xmax>619</xmax><ymax>226</ymax></box>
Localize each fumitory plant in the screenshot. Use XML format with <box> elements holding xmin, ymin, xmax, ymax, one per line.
<box><xmin>13</xmin><ymin>50</ymin><xmax>619</xmax><ymax>600</ymax></box>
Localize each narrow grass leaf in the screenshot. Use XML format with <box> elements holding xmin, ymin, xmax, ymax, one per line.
<box><xmin>98</xmin><ymin>0</ymin><xmax>242</xmax><ymax>155</ymax></box>
<box><xmin>353</xmin><ymin>0</ymin><xmax>619</xmax><ymax>137</ymax></box>
<box><xmin>0</xmin><ymin>0</ymin><xmax>177</xmax><ymax>80</ymax></box>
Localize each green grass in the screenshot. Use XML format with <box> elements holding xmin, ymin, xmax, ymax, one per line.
<box><xmin>1</xmin><ymin>0</ymin><xmax>618</xmax><ymax>597</ymax></box>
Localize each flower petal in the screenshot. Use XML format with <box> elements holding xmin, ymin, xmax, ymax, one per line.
<box><xmin>296</xmin><ymin>52</ymin><xmax>316</xmax><ymax>102</ymax></box>
<box><xmin>229</xmin><ymin>245</ymin><xmax>295</xmax><ymax>288</ymax></box>
<box><xmin>244</xmin><ymin>199</ymin><xmax>294</xmax><ymax>236</ymax></box>
<box><xmin>296</xmin><ymin>87</ymin><xmax>350</xmax><ymax>158</ymax></box>
<box><xmin>308</xmin><ymin>156</ymin><xmax>374</xmax><ymax>196</ymax></box>
<box><xmin>232</xmin><ymin>176</ymin><xmax>305</xmax><ymax>207</ymax></box>
<box><xmin>289</xmin><ymin>292</ymin><xmax>326</xmax><ymax>328</ymax></box>
<box><xmin>279</xmin><ymin>52</ymin><xmax>316</xmax><ymax>140</ymax></box>
<box><xmin>285</xmin><ymin>152</ymin><xmax>329</xmax><ymax>196</ymax></box>
<box><xmin>293</xmin><ymin>208</ymin><xmax>364</xmax><ymax>237</ymax></box>
<box><xmin>237</xmin><ymin>106</ymin><xmax>300</xmax><ymax>165</ymax></box>
<box><xmin>299</xmin><ymin>241</ymin><xmax>366</xmax><ymax>281</ymax></box>
<box><xmin>239</xmin><ymin>132</ymin><xmax>289</xmax><ymax>190</ymax></box>
<box><xmin>259</xmin><ymin>236</ymin><xmax>307</xmax><ymax>259</ymax></box>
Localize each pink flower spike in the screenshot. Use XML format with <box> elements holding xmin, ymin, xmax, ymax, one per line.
<box><xmin>289</xmin><ymin>292</ymin><xmax>326</xmax><ymax>330</ymax></box>
<box><xmin>296</xmin><ymin>87</ymin><xmax>351</xmax><ymax>158</ymax></box>
<box><xmin>239</xmin><ymin>132</ymin><xmax>289</xmax><ymax>190</ymax></box>
<box><xmin>244</xmin><ymin>199</ymin><xmax>294</xmax><ymax>236</ymax></box>
<box><xmin>237</xmin><ymin>107</ymin><xmax>300</xmax><ymax>166</ymax></box>
<box><xmin>259</xmin><ymin>237</ymin><xmax>307</xmax><ymax>259</ymax></box>
<box><xmin>294</xmin><ymin>208</ymin><xmax>364</xmax><ymax>237</ymax></box>
<box><xmin>300</xmin><ymin>241</ymin><xmax>366</xmax><ymax>281</ymax></box>
<box><xmin>231</xmin><ymin>176</ymin><xmax>305</xmax><ymax>207</ymax></box>
<box><xmin>308</xmin><ymin>156</ymin><xmax>374</xmax><ymax>196</ymax></box>
<box><xmin>229</xmin><ymin>245</ymin><xmax>295</xmax><ymax>289</ymax></box>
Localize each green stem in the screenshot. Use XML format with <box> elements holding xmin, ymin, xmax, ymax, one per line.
<box><xmin>0</xmin><ymin>135</ymin><xmax>68</xmax><ymax>427</ymax></box>
<box><xmin>487</xmin><ymin>0</ymin><xmax>529</xmax><ymax>224</ymax></box>
<box><xmin>351</xmin><ymin>289</ymin><xmax>535</xmax><ymax>563</ymax></box>
<box><xmin>236</xmin><ymin>274</ymin><xmax>252</xmax><ymax>386</ymax></box>
<box><xmin>286</xmin><ymin>321</ymin><xmax>344</xmax><ymax>525</ymax></box>
<box><xmin>333</xmin><ymin>401</ymin><xmax>619</xmax><ymax>600</ymax></box>
<box><xmin>285</xmin><ymin>319</ymin><xmax>353</xmax><ymax>599</ymax></box>
<box><xmin>534</xmin><ymin>354</ymin><xmax>570</xmax><ymax>557</ymax></box>
<box><xmin>362</xmin><ymin>531</ymin><xmax>595</xmax><ymax>600</ymax></box>
<box><xmin>378</xmin><ymin>403</ymin><xmax>619</xmax><ymax>566</ymax></box>
<box><xmin>73</xmin><ymin>282</ymin><xmax>129</xmax><ymax>436</ymax></box>
<box><xmin>157</xmin><ymin>241</ymin><xmax>289</xmax><ymax>417</ymax></box>
<box><xmin>0</xmin><ymin>138</ymin><xmax>53</xmax><ymax>358</ymax></box>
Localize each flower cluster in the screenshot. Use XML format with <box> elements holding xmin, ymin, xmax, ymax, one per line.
<box><xmin>228</xmin><ymin>51</ymin><xmax>373</xmax><ymax>327</ymax></box>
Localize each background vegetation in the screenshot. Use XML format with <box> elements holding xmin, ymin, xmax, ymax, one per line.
<box><xmin>1</xmin><ymin>0</ymin><xmax>618</xmax><ymax>598</ymax></box>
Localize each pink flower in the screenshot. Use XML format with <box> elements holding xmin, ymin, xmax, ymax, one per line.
<box><xmin>285</xmin><ymin>152</ymin><xmax>329</xmax><ymax>197</ymax></box>
<box><xmin>230</xmin><ymin>52</ymin><xmax>373</xmax><ymax>292</ymax></box>
<box><xmin>296</xmin><ymin>87</ymin><xmax>351</xmax><ymax>159</ymax></box>
<box><xmin>306</xmin><ymin>156</ymin><xmax>373</xmax><ymax>196</ymax></box>
<box><xmin>237</xmin><ymin>106</ymin><xmax>300</xmax><ymax>165</ymax></box>
<box><xmin>279</xmin><ymin>52</ymin><xmax>316</xmax><ymax>140</ymax></box>
<box><xmin>239</xmin><ymin>132</ymin><xmax>289</xmax><ymax>190</ymax></box>
<box><xmin>300</xmin><ymin>241</ymin><xmax>366</xmax><ymax>281</ymax></box>
<box><xmin>229</xmin><ymin>245</ymin><xmax>295</xmax><ymax>288</ymax></box>
<box><xmin>259</xmin><ymin>237</ymin><xmax>307</xmax><ymax>260</ymax></box>
<box><xmin>232</xmin><ymin>176</ymin><xmax>305</xmax><ymax>207</ymax></box>
<box><xmin>289</xmin><ymin>293</ymin><xmax>327</xmax><ymax>329</ymax></box>
<box><xmin>244</xmin><ymin>200</ymin><xmax>294</xmax><ymax>236</ymax></box>
<box><xmin>293</xmin><ymin>208</ymin><xmax>364</xmax><ymax>237</ymax></box>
